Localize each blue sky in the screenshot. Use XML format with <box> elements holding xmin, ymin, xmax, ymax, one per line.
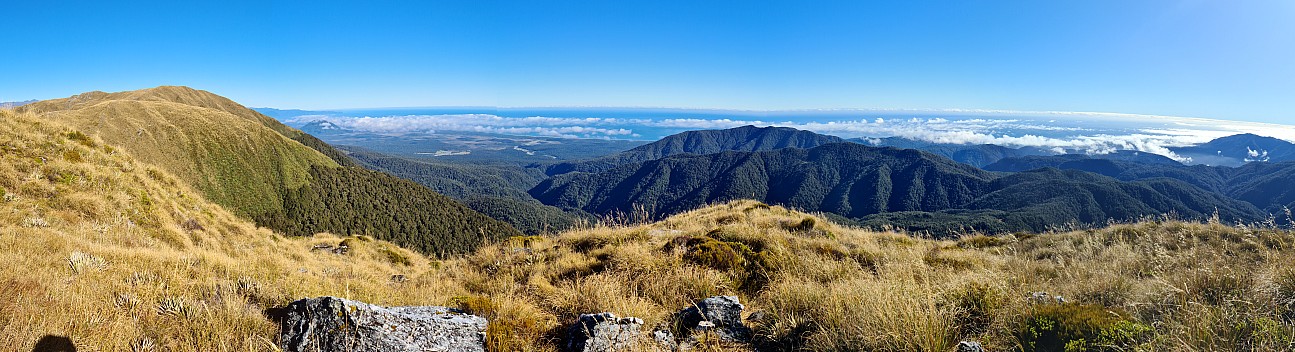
<box><xmin>3</xmin><ymin>1</ymin><xmax>1293</xmax><ymax>124</ymax></box>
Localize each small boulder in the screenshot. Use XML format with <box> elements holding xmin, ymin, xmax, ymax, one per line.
<box><xmin>565</xmin><ymin>312</ymin><xmax>644</xmax><ymax>352</ymax></box>
<box><xmin>1028</xmin><ymin>291</ymin><xmax>1065</xmax><ymax>304</ymax></box>
<box><xmin>957</xmin><ymin>340</ymin><xmax>985</xmax><ymax>352</ymax></box>
<box><xmin>676</xmin><ymin>295</ymin><xmax>752</xmax><ymax>343</ymax></box>
<box><xmin>276</xmin><ymin>296</ymin><xmax>486</xmax><ymax>352</ymax></box>
<box><xmin>652</xmin><ymin>329</ymin><xmax>678</xmax><ymax>351</ymax></box>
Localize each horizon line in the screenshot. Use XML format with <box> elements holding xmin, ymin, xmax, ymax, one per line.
<box><xmin>255</xmin><ymin>105</ymin><xmax>1292</xmax><ymax>128</ymax></box>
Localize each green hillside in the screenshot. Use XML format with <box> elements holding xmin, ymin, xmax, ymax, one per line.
<box><xmin>19</xmin><ymin>86</ymin><xmax>520</xmax><ymax>256</ymax></box>
<box><xmin>20</xmin><ymin>88</ymin><xmax>338</xmax><ymax>217</ymax></box>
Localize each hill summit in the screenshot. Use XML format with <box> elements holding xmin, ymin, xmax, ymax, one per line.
<box><xmin>19</xmin><ymin>86</ymin><xmax>521</xmax><ymax>256</ymax></box>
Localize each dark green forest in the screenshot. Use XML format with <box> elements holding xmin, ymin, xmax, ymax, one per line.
<box><xmin>340</xmin><ymin>146</ymin><xmax>585</xmax><ymax>235</ymax></box>
<box><xmin>531</xmin><ymin>143</ymin><xmax>1268</xmax><ymax>236</ymax></box>
<box><xmin>255</xmin><ymin>165</ymin><xmax>523</xmax><ymax>257</ymax></box>
<box><xmin>541</xmin><ymin>125</ymin><xmax>846</xmax><ymax>175</ymax></box>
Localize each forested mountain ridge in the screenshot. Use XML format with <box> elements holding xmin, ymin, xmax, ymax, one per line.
<box><xmin>17</xmin><ymin>86</ymin><xmax>520</xmax><ymax>256</ymax></box>
<box><xmin>850</xmin><ymin>136</ymin><xmax>1059</xmax><ymax>167</ymax></box>
<box><xmin>985</xmin><ymin>154</ymin><xmax>1295</xmax><ymax>213</ymax></box>
<box><xmin>531</xmin><ymin>142</ymin><xmax>1265</xmax><ymax>234</ymax></box>
<box><xmin>1170</xmin><ymin>133</ymin><xmax>1295</xmax><ymax>166</ymax></box>
<box><xmin>540</xmin><ymin>125</ymin><xmax>846</xmax><ymax>175</ymax></box>
<box><xmin>341</xmin><ymin>145</ymin><xmax>584</xmax><ymax>234</ymax></box>
<box><xmin>532</xmin><ymin>143</ymin><xmax>996</xmax><ymax>219</ymax></box>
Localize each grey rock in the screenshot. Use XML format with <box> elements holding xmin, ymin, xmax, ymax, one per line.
<box><xmin>677</xmin><ymin>295</ymin><xmax>752</xmax><ymax>343</ymax></box>
<box><xmin>1028</xmin><ymin>291</ymin><xmax>1065</xmax><ymax>304</ymax></box>
<box><xmin>652</xmin><ymin>329</ymin><xmax>678</xmax><ymax>351</ymax></box>
<box><xmin>277</xmin><ymin>296</ymin><xmax>486</xmax><ymax>352</ymax></box>
<box><xmin>957</xmin><ymin>340</ymin><xmax>985</xmax><ymax>352</ymax></box>
<box><xmin>565</xmin><ymin>312</ymin><xmax>645</xmax><ymax>352</ymax></box>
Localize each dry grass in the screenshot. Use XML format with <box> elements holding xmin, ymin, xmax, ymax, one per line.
<box><xmin>17</xmin><ymin>87</ymin><xmax>339</xmax><ymax>217</ymax></box>
<box><xmin>2</xmin><ymin>108</ymin><xmax>1293</xmax><ymax>351</ymax></box>
<box><xmin>0</xmin><ymin>110</ymin><xmax>456</xmax><ymax>351</ymax></box>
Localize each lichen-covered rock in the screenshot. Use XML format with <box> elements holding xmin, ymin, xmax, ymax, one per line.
<box><xmin>565</xmin><ymin>312</ymin><xmax>645</xmax><ymax>352</ymax></box>
<box><xmin>652</xmin><ymin>329</ymin><xmax>678</xmax><ymax>351</ymax></box>
<box><xmin>676</xmin><ymin>295</ymin><xmax>752</xmax><ymax>342</ymax></box>
<box><xmin>276</xmin><ymin>296</ymin><xmax>486</xmax><ymax>352</ymax></box>
<box><xmin>958</xmin><ymin>340</ymin><xmax>985</xmax><ymax>352</ymax></box>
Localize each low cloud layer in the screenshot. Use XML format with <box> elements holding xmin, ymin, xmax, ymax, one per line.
<box><xmin>294</xmin><ymin>110</ymin><xmax>1295</xmax><ymax>162</ymax></box>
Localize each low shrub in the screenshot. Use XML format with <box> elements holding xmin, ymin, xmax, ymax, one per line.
<box><xmin>684</xmin><ymin>237</ymin><xmax>748</xmax><ymax>272</ymax></box>
<box><xmin>1013</xmin><ymin>303</ymin><xmax>1152</xmax><ymax>352</ymax></box>
<box><xmin>379</xmin><ymin>246</ymin><xmax>411</xmax><ymax>266</ymax></box>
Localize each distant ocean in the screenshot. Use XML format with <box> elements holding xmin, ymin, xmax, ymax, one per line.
<box><xmin>317</xmin><ymin>107</ymin><xmax>1205</xmax><ymax>141</ymax></box>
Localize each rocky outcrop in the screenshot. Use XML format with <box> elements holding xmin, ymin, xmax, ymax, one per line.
<box><xmin>957</xmin><ymin>340</ymin><xmax>985</xmax><ymax>352</ymax></box>
<box><xmin>676</xmin><ymin>296</ymin><xmax>752</xmax><ymax>343</ymax></box>
<box><xmin>565</xmin><ymin>312</ymin><xmax>645</xmax><ymax>352</ymax></box>
<box><xmin>276</xmin><ymin>296</ymin><xmax>487</xmax><ymax>352</ymax></box>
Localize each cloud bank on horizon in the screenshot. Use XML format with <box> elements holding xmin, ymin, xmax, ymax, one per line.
<box><xmin>288</xmin><ymin>109</ymin><xmax>1295</xmax><ymax>163</ymax></box>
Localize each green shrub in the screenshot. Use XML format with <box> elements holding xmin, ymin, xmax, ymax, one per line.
<box><xmin>379</xmin><ymin>246</ymin><xmax>411</xmax><ymax>266</ymax></box>
<box><xmin>684</xmin><ymin>237</ymin><xmax>748</xmax><ymax>271</ymax></box>
<box><xmin>1013</xmin><ymin>303</ymin><xmax>1152</xmax><ymax>352</ymax></box>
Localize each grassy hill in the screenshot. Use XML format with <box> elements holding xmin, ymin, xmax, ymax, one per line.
<box><xmin>0</xmin><ymin>109</ymin><xmax>453</xmax><ymax>350</ymax></box>
<box><xmin>19</xmin><ymin>87</ymin><xmax>340</xmax><ymax>217</ymax></box>
<box><xmin>18</xmin><ymin>87</ymin><xmax>521</xmax><ymax>256</ymax></box>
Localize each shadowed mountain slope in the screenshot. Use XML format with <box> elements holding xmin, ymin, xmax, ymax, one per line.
<box><xmin>532</xmin><ymin>143</ymin><xmax>1264</xmax><ymax>234</ymax></box>
<box><xmin>541</xmin><ymin>125</ymin><xmax>846</xmax><ymax>175</ymax></box>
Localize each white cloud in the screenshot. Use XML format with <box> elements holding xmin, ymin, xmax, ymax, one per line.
<box><xmin>299</xmin><ymin>109</ymin><xmax>1295</xmax><ymax>163</ymax></box>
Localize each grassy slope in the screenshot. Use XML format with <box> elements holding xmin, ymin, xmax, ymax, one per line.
<box><xmin>0</xmin><ymin>110</ymin><xmax>457</xmax><ymax>350</ymax></box>
<box><xmin>18</xmin><ymin>87</ymin><xmax>519</xmax><ymax>256</ymax></box>
<box><xmin>446</xmin><ymin>201</ymin><xmax>1295</xmax><ymax>351</ymax></box>
<box><xmin>2</xmin><ymin>109</ymin><xmax>1292</xmax><ymax>351</ymax></box>
<box><xmin>18</xmin><ymin>87</ymin><xmax>339</xmax><ymax>218</ymax></box>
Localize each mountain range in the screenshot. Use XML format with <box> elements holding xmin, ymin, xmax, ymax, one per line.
<box><xmin>1169</xmin><ymin>133</ymin><xmax>1295</xmax><ymax>166</ymax></box>
<box><xmin>529</xmin><ymin>142</ymin><xmax>1265</xmax><ymax>234</ymax></box>
<box><xmin>31</xmin><ymin>86</ymin><xmax>1289</xmax><ymax>239</ymax></box>
<box><xmin>539</xmin><ymin>125</ymin><xmax>846</xmax><ymax>175</ymax></box>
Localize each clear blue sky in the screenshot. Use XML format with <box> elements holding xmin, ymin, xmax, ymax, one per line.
<box><xmin>3</xmin><ymin>1</ymin><xmax>1293</xmax><ymax>123</ymax></box>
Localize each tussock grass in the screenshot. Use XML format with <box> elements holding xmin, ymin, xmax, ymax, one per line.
<box><xmin>18</xmin><ymin>87</ymin><xmax>340</xmax><ymax>218</ymax></box>
<box><xmin>0</xmin><ymin>110</ymin><xmax>456</xmax><ymax>351</ymax></box>
<box><xmin>2</xmin><ymin>109</ymin><xmax>1293</xmax><ymax>350</ymax></box>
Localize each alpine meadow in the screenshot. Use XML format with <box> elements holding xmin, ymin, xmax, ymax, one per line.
<box><xmin>4</xmin><ymin>1</ymin><xmax>1295</xmax><ymax>352</ymax></box>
